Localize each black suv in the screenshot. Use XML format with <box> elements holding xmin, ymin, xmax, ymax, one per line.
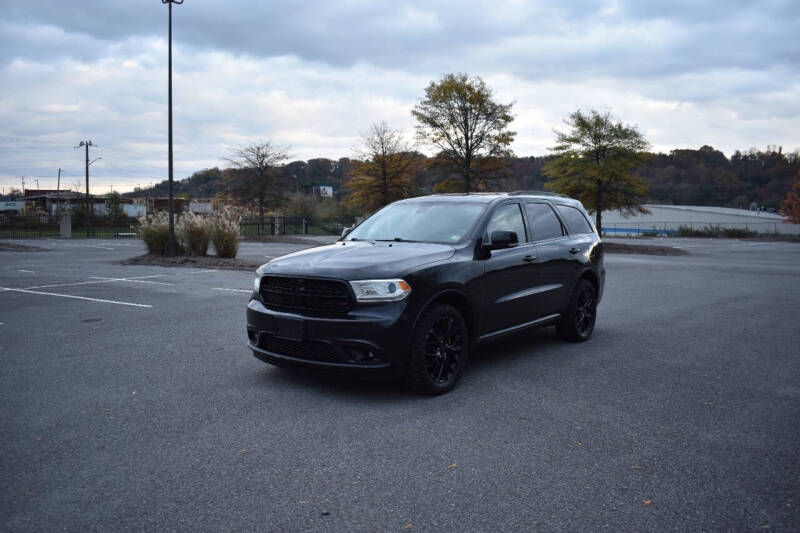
<box><xmin>247</xmin><ymin>192</ymin><xmax>605</xmax><ymax>394</ymax></box>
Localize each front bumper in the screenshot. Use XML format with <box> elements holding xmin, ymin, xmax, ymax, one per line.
<box><xmin>246</xmin><ymin>297</ymin><xmax>413</xmax><ymax>380</ymax></box>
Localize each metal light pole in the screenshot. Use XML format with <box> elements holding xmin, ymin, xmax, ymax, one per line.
<box><xmin>162</xmin><ymin>0</ymin><xmax>183</xmax><ymax>256</ymax></box>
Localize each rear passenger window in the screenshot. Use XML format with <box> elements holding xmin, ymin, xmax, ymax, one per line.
<box><xmin>556</xmin><ymin>205</ymin><xmax>595</xmax><ymax>234</ymax></box>
<box><xmin>485</xmin><ymin>203</ymin><xmax>528</xmax><ymax>243</ymax></box>
<box><xmin>525</xmin><ymin>203</ymin><xmax>564</xmax><ymax>241</ymax></box>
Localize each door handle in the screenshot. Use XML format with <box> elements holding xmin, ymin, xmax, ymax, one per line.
<box><xmin>523</xmin><ymin>254</ymin><xmax>536</xmax><ymax>262</ymax></box>
<box><xmin>569</xmin><ymin>247</ymin><xmax>580</xmax><ymax>254</ymax></box>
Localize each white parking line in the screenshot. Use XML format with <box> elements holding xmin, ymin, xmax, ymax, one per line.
<box><xmin>212</xmin><ymin>288</ymin><xmax>251</xmax><ymax>293</ymax></box>
<box><xmin>0</xmin><ymin>287</ymin><xmax>152</xmax><ymax>308</ymax></box>
<box><xmin>89</xmin><ymin>276</ymin><xmax>173</xmax><ymax>286</ymax></box>
<box><xmin>24</xmin><ymin>275</ymin><xmax>168</xmax><ymax>290</ymax></box>
<box><xmin>63</xmin><ymin>243</ymin><xmax>115</xmax><ymax>251</ymax></box>
<box><xmin>16</xmin><ymin>269</ymin><xmax>35</xmax><ymax>273</ymax></box>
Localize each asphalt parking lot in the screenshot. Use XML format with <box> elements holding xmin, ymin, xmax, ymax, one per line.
<box><xmin>1</xmin><ymin>237</ymin><xmax>799</xmax><ymax>531</ymax></box>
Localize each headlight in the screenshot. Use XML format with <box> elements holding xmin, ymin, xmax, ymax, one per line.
<box><xmin>349</xmin><ymin>279</ymin><xmax>411</xmax><ymax>302</ymax></box>
<box><xmin>253</xmin><ymin>274</ymin><xmax>261</xmax><ymax>291</ymax></box>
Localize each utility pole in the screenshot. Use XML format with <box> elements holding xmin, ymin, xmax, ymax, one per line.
<box><xmin>56</xmin><ymin>168</ymin><xmax>61</xmax><ymax>214</ymax></box>
<box><xmin>35</xmin><ymin>179</ymin><xmax>39</xmax><ymax>190</ymax></box>
<box><xmin>77</xmin><ymin>140</ymin><xmax>94</xmax><ymax>236</ymax></box>
<box><xmin>162</xmin><ymin>0</ymin><xmax>183</xmax><ymax>256</ymax></box>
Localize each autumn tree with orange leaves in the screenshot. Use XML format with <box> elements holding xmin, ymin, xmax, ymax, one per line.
<box><xmin>346</xmin><ymin>121</ymin><xmax>420</xmax><ymax>212</ymax></box>
<box><xmin>781</xmin><ymin>172</ymin><xmax>800</xmax><ymax>224</ymax></box>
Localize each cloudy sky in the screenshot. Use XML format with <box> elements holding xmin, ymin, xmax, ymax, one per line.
<box><xmin>1</xmin><ymin>0</ymin><xmax>798</xmax><ymax>194</ymax></box>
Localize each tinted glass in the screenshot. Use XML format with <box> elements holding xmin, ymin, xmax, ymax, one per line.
<box><xmin>347</xmin><ymin>202</ymin><xmax>486</xmax><ymax>244</ymax></box>
<box><xmin>485</xmin><ymin>203</ymin><xmax>527</xmax><ymax>243</ymax></box>
<box><xmin>525</xmin><ymin>203</ymin><xmax>564</xmax><ymax>241</ymax></box>
<box><xmin>556</xmin><ymin>205</ymin><xmax>595</xmax><ymax>234</ymax></box>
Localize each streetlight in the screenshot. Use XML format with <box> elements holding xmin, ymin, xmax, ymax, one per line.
<box><xmin>162</xmin><ymin>0</ymin><xmax>183</xmax><ymax>256</ymax></box>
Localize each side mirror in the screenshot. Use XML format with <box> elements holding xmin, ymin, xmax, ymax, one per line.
<box><xmin>484</xmin><ymin>230</ymin><xmax>519</xmax><ymax>251</ymax></box>
<box><xmin>341</xmin><ymin>226</ymin><xmax>353</xmax><ymax>239</ymax></box>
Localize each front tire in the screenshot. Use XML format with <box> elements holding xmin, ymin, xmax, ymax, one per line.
<box><xmin>406</xmin><ymin>304</ymin><xmax>469</xmax><ymax>395</ymax></box>
<box><xmin>556</xmin><ymin>279</ymin><xmax>597</xmax><ymax>342</ymax></box>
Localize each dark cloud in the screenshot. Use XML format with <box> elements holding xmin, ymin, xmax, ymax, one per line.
<box><xmin>4</xmin><ymin>1</ymin><xmax>797</xmax><ymax>79</ymax></box>
<box><xmin>1</xmin><ymin>0</ymin><xmax>798</xmax><ymax>191</ymax></box>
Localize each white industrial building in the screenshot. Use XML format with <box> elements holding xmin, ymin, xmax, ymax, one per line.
<box><xmin>601</xmin><ymin>205</ymin><xmax>798</xmax><ymax>236</ymax></box>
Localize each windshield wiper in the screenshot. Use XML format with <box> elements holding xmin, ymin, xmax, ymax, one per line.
<box><xmin>375</xmin><ymin>237</ymin><xmax>419</xmax><ymax>243</ymax></box>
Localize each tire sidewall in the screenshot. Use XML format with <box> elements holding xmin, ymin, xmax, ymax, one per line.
<box><xmin>407</xmin><ymin>304</ymin><xmax>469</xmax><ymax>394</ymax></box>
<box><xmin>558</xmin><ymin>279</ymin><xmax>597</xmax><ymax>342</ymax></box>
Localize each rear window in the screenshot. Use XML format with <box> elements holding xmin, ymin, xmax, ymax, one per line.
<box><xmin>525</xmin><ymin>203</ymin><xmax>564</xmax><ymax>241</ymax></box>
<box><xmin>556</xmin><ymin>205</ymin><xmax>595</xmax><ymax>235</ymax></box>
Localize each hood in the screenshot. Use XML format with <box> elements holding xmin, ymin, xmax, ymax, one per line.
<box><xmin>261</xmin><ymin>241</ymin><xmax>456</xmax><ymax>279</ymax></box>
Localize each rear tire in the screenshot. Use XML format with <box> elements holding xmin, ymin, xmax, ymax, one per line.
<box><xmin>556</xmin><ymin>279</ymin><xmax>597</xmax><ymax>342</ymax></box>
<box><xmin>406</xmin><ymin>304</ymin><xmax>469</xmax><ymax>395</ymax></box>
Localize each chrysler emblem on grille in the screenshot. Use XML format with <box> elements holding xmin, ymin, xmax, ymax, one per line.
<box><xmin>295</xmin><ymin>279</ymin><xmax>305</xmax><ymax>291</ymax></box>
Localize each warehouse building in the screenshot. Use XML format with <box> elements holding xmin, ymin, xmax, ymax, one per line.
<box><xmin>602</xmin><ymin>205</ymin><xmax>798</xmax><ymax>236</ymax></box>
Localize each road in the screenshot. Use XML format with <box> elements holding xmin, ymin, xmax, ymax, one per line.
<box><xmin>1</xmin><ymin>238</ymin><xmax>799</xmax><ymax>531</ymax></box>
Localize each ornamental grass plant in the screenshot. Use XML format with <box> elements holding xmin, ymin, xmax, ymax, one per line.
<box><xmin>176</xmin><ymin>212</ymin><xmax>210</xmax><ymax>256</ymax></box>
<box><xmin>138</xmin><ymin>212</ymin><xmax>170</xmax><ymax>255</ymax></box>
<box><xmin>209</xmin><ymin>207</ymin><xmax>240</xmax><ymax>258</ymax></box>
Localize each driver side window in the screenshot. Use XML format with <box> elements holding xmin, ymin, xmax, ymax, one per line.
<box><xmin>485</xmin><ymin>203</ymin><xmax>527</xmax><ymax>243</ymax></box>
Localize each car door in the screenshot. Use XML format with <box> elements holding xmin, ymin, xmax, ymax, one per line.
<box><xmin>479</xmin><ymin>202</ymin><xmax>539</xmax><ymax>336</ymax></box>
<box><xmin>524</xmin><ymin>202</ymin><xmax>572</xmax><ymax>317</ymax></box>
<box><xmin>553</xmin><ymin>203</ymin><xmax>598</xmax><ymax>293</ymax></box>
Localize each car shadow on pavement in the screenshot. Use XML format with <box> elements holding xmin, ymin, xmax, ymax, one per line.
<box><xmin>256</xmin><ymin>365</ymin><xmax>419</xmax><ymax>402</ymax></box>
<box><xmin>254</xmin><ymin>326</ymin><xmax>571</xmax><ymax>399</ymax></box>
<box><xmin>467</xmin><ymin>326</ymin><xmax>565</xmax><ymax>374</ymax></box>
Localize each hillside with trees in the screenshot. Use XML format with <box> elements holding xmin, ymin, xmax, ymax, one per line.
<box><xmin>123</xmin><ymin>146</ymin><xmax>798</xmax><ymax>213</ymax></box>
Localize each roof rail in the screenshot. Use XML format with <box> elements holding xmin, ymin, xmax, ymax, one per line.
<box><xmin>508</xmin><ymin>190</ymin><xmax>568</xmax><ymax>198</ymax></box>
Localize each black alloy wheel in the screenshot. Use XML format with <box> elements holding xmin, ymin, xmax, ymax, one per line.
<box><xmin>574</xmin><ymin>284</ymin><xmax>596</xmax><ymax>337</ymax></box>
<box><xmin>425</xmin><ymin>314</ymin><xmax>463</xmax><ymax>384</ymax></box>
<box><xmin>407</xmin><ymin>304</ymin><xmax>469</xmax><ymax>394</ymax></box>
<box><xmin>556</xmin><ymin>279</ymin><xmax>597</xmax><ymax>342</ymax></box>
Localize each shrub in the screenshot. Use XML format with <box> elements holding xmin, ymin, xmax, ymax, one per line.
<box><xmin>138</xmin><ymin>212</ymin><xmax>170</xmax><ymax>255</ymax></box>
<box><xmin>721</xmin><ymin>227</ymin><xmax>757</xmax><ymax>238</ymax></box>
<box><xmin>674</xmin><ymin>224</ymin><xmax>719</xmax><ymax>237</ymax></box>
<box><xmin>284</xmin><ymin>194</ymin><xmax>316</xmax><ymax>217</ymax></box>
<box><xmin>209</xmin><ymin>207</ymin><xmax>240</xmax><ymax>258</ymax></box>
<box><xmin>176</xmin><ymin>212</ymin><xmax>210</xmax><ymax>256</ymax></box>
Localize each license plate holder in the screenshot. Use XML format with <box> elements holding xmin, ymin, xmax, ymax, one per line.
<box><xmin>271</xmin><ymin>316</ymin><xmax>305</xmax><ymax>342</ymax></box>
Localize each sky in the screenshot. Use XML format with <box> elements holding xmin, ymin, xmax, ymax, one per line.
<box><xmin>0</xmin><ymin>0</ymin><xmax>798</xmax><ymax>194</ymax></box>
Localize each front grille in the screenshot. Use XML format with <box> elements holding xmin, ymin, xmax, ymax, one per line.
<box><xmin>259</xmin><ymin>275</ymin><xmax>352</xmax><ymax>314</ymax></box>
<box><xmin>259</xmin><ymin>335</ymin><xmax>343</xmax><ymax>362</ymax></box>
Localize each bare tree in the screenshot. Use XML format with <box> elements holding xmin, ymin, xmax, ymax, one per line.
<box><xmin>223</xmin><ymin>141</ymin><xmax>289</xmax><ymax>235</ymax></box>
<box><xmin>346</xmin><ymin>121</ymin><xmax>420</xmax><ymax>211</ymax></box>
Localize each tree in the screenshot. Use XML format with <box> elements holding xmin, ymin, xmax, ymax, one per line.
<box><xmin>411</xmin><ymin>73</ymin><xmax>515</xmax><ymax>193</ymax></box>
<box><xmin>544</xmin><ymin>109</ymin><xmax>650</xmax><ymax>233</ymax></box>
<box><xmin>781</xmin><ymin>172</ymin><xmax>800</xmax><ymax>224</ymax></box>
<box><xmin>223</xmin><ymin>141</ymin><xmax>289</xmax><ymax>234</ymax></box>
<box><xmin>105</xmin><ymin>191</ymin><xmax>125</xmax><ymax>219</ymax></box>
<box><xmin>346</xmin><ymin>121</ymin><xmax>419</xmax><ymax>212</ymax></box>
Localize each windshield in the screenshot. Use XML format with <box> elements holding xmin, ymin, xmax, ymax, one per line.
<box><xmin>347</xmin><ymin>202</ymin><xmax>486</xmax><ymax>244</ymax></box>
